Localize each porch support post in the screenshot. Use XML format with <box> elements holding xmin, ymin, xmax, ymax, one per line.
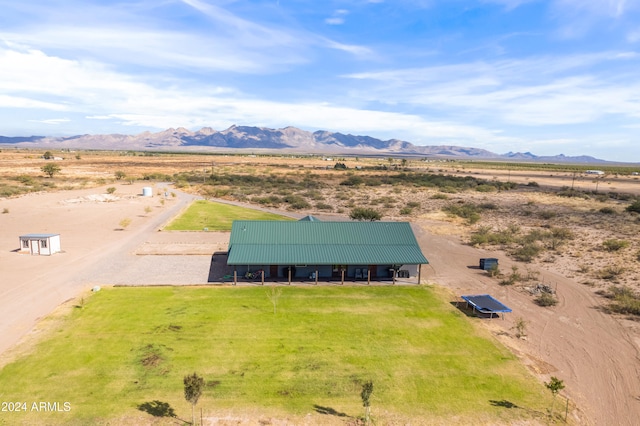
<box><xmin>288</xmin><ymin>267</ymin><xmax>291</xmax><ymax>285</ymax></box>
<box><xmin>315</xmin><ymin>266</ymin><xmax>318</xmax><ymax>285</ymax></box>
<box><xmin>233</xmin><ymin>267</ymin><xmax>237</xmax><ymax>286</ymax></box>
<box><xmin>341</xmin><ymin>269</ymin><xmax>344</xmax><ymax>285</ymax></box>
<box><xmin>367</xmin><ymin>269</ymin><xmax>370</xmax><ymax>285</ymax></box>
<box><xmin>418</xmin><ymin>264</ymin><xmax>422</xmax><ymax>284</ymax></box>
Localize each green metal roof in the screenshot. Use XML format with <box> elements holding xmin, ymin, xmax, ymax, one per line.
<box><xmin>227</xmin><ymin>221</ymin><xmax>428</xmax><ymax>265</ymax></box>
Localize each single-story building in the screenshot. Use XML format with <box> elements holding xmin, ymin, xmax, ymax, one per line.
<box><xmin>226</xmin><ymin>220</ymin><xmax>428</xmax><ymax>284</ymax></box>
<box><xmin>18</xmin><ymin>233</ymin><xmax>61</xmax><ymax>256</ymax></box>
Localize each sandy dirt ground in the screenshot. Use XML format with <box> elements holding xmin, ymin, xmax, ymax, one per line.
<box><xmin>1</xmin><ymin>185</ymin><xmax>640</xmax><ymax>425</ymax></box>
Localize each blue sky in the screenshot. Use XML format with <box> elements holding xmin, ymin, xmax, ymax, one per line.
<box><xmin>1</xmin><ymin>0</ymin><xmax>639</xmax><ymax>161</ymax></box>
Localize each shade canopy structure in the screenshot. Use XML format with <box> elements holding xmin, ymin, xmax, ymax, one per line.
<box><xmin>224</xmin><ymin>220</ymin><xmax>429</xmax><ymax>284</ymax></box>
<box><xmin>461</xmin><ymin>294</ymin><xmax>512</xmax><ymax>318</ymax></box>
<box><xmin>227</xmin><ymin>220</ymin><xmax>428</xmax><ymax>266</ymax></box>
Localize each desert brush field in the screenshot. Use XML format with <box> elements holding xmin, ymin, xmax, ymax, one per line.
<box><xmin>1</xmin><ymin>148</ymin><xmax>640</xmax><ymax>424</ymax></box>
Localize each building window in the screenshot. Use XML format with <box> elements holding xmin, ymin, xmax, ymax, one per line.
<box><xmin>40</xmin><ymin>239</ymin><xmax>47</xmax><ymax>248</ymax></box>
<box><xmin>22</xmin><ymin>239</ymin><xmax>29</xmax><ymax>248</ymax></box>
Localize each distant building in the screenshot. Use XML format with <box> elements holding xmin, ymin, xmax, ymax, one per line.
<box><xmin>18</xmin><ymin>234</ymin><xmax>61</xmax><ymax>256</ymax></box>
<box><xmin>585</xmin><ymin>170</ymin><xmax>605</xmax><ymax>175</ymax></box>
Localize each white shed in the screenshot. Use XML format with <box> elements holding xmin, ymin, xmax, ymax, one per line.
<box><xmin>18</xmin><ymin>234</ymin><xmax>61</xmax><ymax>256</ymax></box>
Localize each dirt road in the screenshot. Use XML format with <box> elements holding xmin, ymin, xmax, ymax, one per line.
<box><xmin>0</xmin><ymin>183</ymin><xmax>199</xmax><ymax>358</ymax></box>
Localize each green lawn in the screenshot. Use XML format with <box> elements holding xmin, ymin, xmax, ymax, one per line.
<box><xmin>164</xmin><ymin>200</ymin><xmax>294</xmax><ymax>231</ymax></box>
<box><xmin>0</xmin><ymin>286</ymin><xmax>550</xmax><ymax>424</ymax></box>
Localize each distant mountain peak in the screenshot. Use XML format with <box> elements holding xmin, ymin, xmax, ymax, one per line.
<box><xmin>0</xmin><ymin>125</ymin><xmax>614</xmax><ymax>163</ymax></box>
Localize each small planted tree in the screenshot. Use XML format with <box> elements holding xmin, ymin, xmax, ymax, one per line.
<box><xmin>184</xmin><ymin>372</ymin><xmax>205</xmax><ymax>425</ymax></box>
<box><xmin>119</xmin><ymin>218</ymin><xmax>131</xmax><ymax>230</ymax></box>
<box><xmin>41</xmin><ymin>163</ymin><xmax>61</xmax><ymax>178</ymax></box>
<box><xmin>512</xmin><ymin>317</ymin><xmax>527</xmax><ymax>339</ymax></box>
<box><xmin>266</xmin><ymin>285</ymin><xmax>283</xmax><ymax>314</ymax></box>
<box><xmin>114</xmin><ymin>170</ymin><xmax>126</xmax><ymax>180</ymax></box>
<box><xmin>545</xmin><ymin>376</ymin><xmax>565</xmax><ymax>419</ymax></box>
<box><xmin>360</xmin><ymin>380</ymin><xmax>374</xmax><ymax>425</ymax></box>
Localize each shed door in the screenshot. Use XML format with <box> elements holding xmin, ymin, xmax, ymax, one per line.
<box><xmin>30</xmin><ymin>240</ymin><xmax>39</xmax><ymax>255</ymax></box>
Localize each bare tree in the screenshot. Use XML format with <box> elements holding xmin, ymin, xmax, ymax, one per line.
<box><xmin>266</xmin><ymin>285</ymin><xmax>283</xmax><ymax>314</ymax></box>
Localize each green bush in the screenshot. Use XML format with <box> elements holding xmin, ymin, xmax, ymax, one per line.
<box><xmin>431</xmin><ymin>193</ymin><xmax>449</xmax><ymax>200</ymax></box>
<box><xmin>443</xmin><ymin>203</ymin><xmax>481</xmax><ymax>224</ymax></box>
<box><xmin>626</xmin><ymin>200</ymin><xmax>640</xmax><ymax>213</ymax></box>
<box><xmin>535</xmin><ymin>293</ymin><xmax>558</xmax><ymax>307</ymax></box>
<box><xmin>282</xmin><ymin>195</ymin><xmax>310</xmax><ymax>210</ymax></box>
<box><xmin>314</xmin><ymin>202</ymin><xmax>333</xmax><ymax>211</ymax></box>
<box><xmin>605</xmin><ymin>286</ymin><xmax>640</xmax><ymax>316</ymax></box>
<box><xmin>349</xmin><ymin>207</ymin><xmax>382</xmax><ymax>221</ymax></box>
<box><xmin>399</xmin><ymin>207</ymin><xmax>413</xmax><ymax>215</ymax></box>
<box><xmin>599</xmin><ymin>206</ymin><xmax>616</xmax><ymax>214</ymax></box>
<box><xmin>602</xmin><ymin>239</ymin><xmax>629</xmax><ymax>252</ymax></box>
<box><xmin>513</xmin><ymin>243</ymin><xmax>542</xmax><ymax>262</ymax></box>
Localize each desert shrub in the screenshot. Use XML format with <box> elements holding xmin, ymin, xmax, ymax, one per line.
<box><xmin>486</xmin><ymin>264</ymin><xmax>500</xmax><ymax>278</ymax></box>
<box><xmin>538</xmin><ymin>210</ymin><xmax>557</xmax><ymax>220</ymax></box>
<box><xmin>349</xmin><ymin>207</ymin><xmax>382</xmax><ymax>221</ymax></box>
<box><xmin>469</xmin><ymin>226</ymin><xmax>517</xmax><ymax>246</ymax></box>
<box><xmin>475</xmin><ymin>184</ymin><xmax>496</xmax><ymax>193</ymax></box>
<box><xmin>626</xmin><ymin>200</ymin><xmax>640</xmax><ymax>213</ymax></box>
<box><xmin>500</xmin><ymin>266</ymin><xmax>522</xmax><ymax>286</ymax></box>
<box><xmin>443</xmin><ymin>203</ymin><xmax>481</xmax><ymax>224</ymax></box>
<box><xmin>334</xmin><ymin>162</ymin><xmax>347</xmax><ymax>169</ymax></box>
<box><xmin>15</xmin><ymin>175</ymin><xmax>35</xmax><ymax>185</ymax></box>
<box><xmin>599</xmin><ymin>206</ymin><xmax>616</xmax><ymax>214</ymax></box>
<box><xmin>2</xmin><ymin>208</ymin><xmax>8</xmax><ymax>214</ymax></box>
<box><xmin>282</xmin><ymin>195</ymin><xmax>310</xmax><ymax>210</ymax></box>
<box><xmin>314</xmin><ymin>202</ymin><xmax>333</xmax><ymax>211</ymax></box>
<box><xmin>535</xmin><ymin>293</ymin><xmax>558</xmax><ymax>307</ymax></box>
<box><xmin>340</xmin><ymin>176</ymin><xmax>364</xmax><ymax>186</ymax></box>
<box><xmin>596</xmin><ymin>265</ymin><xmax>625</xmax><ymax>280</ymax></box>
<box><xmin>106</xmin><ymin>187</ymin><xmax>116</xmax><ymax>194</ymax></box>
<box><xmin>513</xmin><ymin>243</ymin><xmax>542</xmax><ymax>262</ymax></box>
<box><xmin>478</xmin><ymin>202</ymin><xmax>498</xmax><ymax>210</ymax></box>
<box><xmin>143</xmin><ymin>172</ymin><xmax>172</xmax><ymax>181</ymax></box>
<box><xmin>439</xmin><ymin>186</ymin><xmax>458</xmax><ymax>193</ymax></box>
<box><xmin>254</xmin><ymin>195</ymin><xmax>282</xmax><ymax>206</ymax></box>
<box><xmin>602</xmin><ymin>239</ymin><xmax>629</xmax><ymax>252</ymax></box>
<box><xmin>546</xmin><ymin>227</ymin><xmax>575</xmax><ymax>250</ymax></box>
<box><xmin>406</xmin><ymin>201</ymin><xmax>421</xmax><ymax>208</ymax></box>
<box><xmin>527</xmin><ymin>181</ymin><xmax>540</xmax><ymax>187</ymax></box>
<box><xmin>604</xmin><ymin>286</ymin><xmax>640</xmax><ymax>316</ymax></box>
<box><xmin>431</xmin><ymin>193</ymin><xmax>449</xmax><ymax>200</ymax></box>
<box><xmin>303</xmin><ymin>190</ymin><xmax>324</xmax><ymax>200</ymax></box>
<box><xmin>399</xmin><ymin>207</ymin><xmax>412</xmax><ymax>215</ymax></box>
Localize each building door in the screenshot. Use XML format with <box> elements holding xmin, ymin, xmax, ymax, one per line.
<box><xmin>270</xmin><ymin>265</ymin><xmax>278</xmax><ymax>278</ymax></box>
<box><xmin>30</xmin><ymin>240</ymin><xmax>39</xmax><ymax>255</ymax></box>
<box><xmin>368</xmin><ymin>265</ymin><xmax>377</xmax><ymax>279</ymax></box>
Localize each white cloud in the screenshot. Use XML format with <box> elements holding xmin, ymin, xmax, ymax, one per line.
<box><xmin>28</xmin><ymin>118</ymin><xmax>71</xmax><ymax>125</ymax></box>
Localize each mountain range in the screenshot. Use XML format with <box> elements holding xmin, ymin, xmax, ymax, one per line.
<box><xmin>0</xmin><ymin>125</ymin><xmax>611</xmax><ymax>163</ymax></box>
